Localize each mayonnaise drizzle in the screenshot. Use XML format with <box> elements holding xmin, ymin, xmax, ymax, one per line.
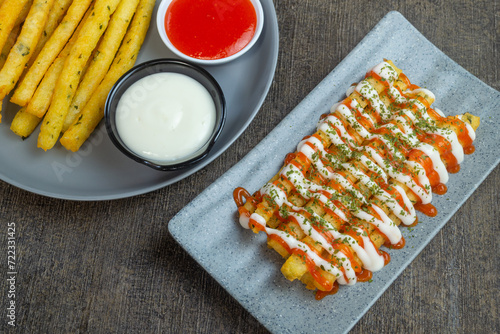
<box><xmin>317</xmin><ymin>111</ymin><xmax>432</xmax><ymax>204</ymax></box>
<box><xmin>288</xmin><ymin>211</ymin><xmax>356</xmax><ymax>285</ymax></box>
<box><xmin>370</xmin><ymin>61</ymin><xmax>398</xmax><ymax>83</ymax></box>
<box><xmin>250</xmin><ymin>182</ymin><xmax>386</xmax><ymax>278</ymax></box>
<box><xmin>253</xmin><ymin>165</ymin><xmax>388</xmax><ymax>275</ymax></box>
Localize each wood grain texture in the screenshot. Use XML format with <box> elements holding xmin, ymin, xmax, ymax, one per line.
<box><xmin>1</xmin><ymin>0</ymin><xmax>498</xmax><ymax>333</ymax></box>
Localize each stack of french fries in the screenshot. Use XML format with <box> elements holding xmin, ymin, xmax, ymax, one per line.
<box><xmin>0</xmin><ymin>0</ymin><xmax>155</xmax><ymax>152</ymax></box>
<box><xmin>234</xmin><ymin>60</ymin><xmax>480</xmax><ymax>297</ymax></box>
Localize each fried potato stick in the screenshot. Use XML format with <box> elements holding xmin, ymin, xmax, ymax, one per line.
<box><xmin>0</xmin><ymin>0</ymin><xmax>56</xmax><ymax>120</ymax></box>
<box><xmin>0</xmin><ymin>1</ymin><xmax>33</xmax><ymax>69</ymax></box>
<box><xmin>0</xmin><ymin>24</ymin><xmax>20</xmax><ymax>70</ymax></box>
<box><xmin>25</xmin><ymin>6</ymin><xmax>91</xmax><ymax>120</ymax></box>
<box><xmin>0</xmin><ymin>0</ymin><xmax>31</xmax><ymax>66</ymax></box>
<box><xmin>22</xmin><ymin>0</ymin><xmax>74</xmax><ymax>75</ymax></box>
<box><xmin>11</xmin><ymin>8</ymin><xmax>92</xmax><ymax>139</ymax></box>
<box><xmin>37</xmin><ymin>0</ymin><xmax>122</xmax><ymax>150</ymax></box>
<box><xmin>60</xmin><ymin>0</ymin><xmax>155</xmax><ymax>152</ymax></box>
<box><xmin>63</xmin><ymin>0</ymin><xmax>140</xmax><ymax>132</ymax></box>
<box><xmin>11</xmin><ymin>0</ymin><xmax>93</xmax><ymax>107</ymax></box>
<box><xmin>10</xmin><ymin>107</ymin><xmax>41</xmax><ymax>138</ymax></box>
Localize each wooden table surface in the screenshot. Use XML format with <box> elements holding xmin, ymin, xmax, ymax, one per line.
<box><xmin>1</xmin><ymin>0</ymin><xmax>499</xmax><ymax>333</ymax></box>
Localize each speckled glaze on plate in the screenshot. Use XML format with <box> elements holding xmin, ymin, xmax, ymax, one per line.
<box><xmin>168</xmin><ymin>11</ymin><xmax>500</xmax><ymax>334</ymax></box>
<box><xmin>0</xmin><ymin>0</ymin><xmax>278</xmax><ymax>200</ymax></box>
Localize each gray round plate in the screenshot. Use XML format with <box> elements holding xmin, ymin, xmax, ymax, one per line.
<box><xmin>0</xmin><ymin>0</ymin><xmax>279</xmax><ymax>200</ymax></box>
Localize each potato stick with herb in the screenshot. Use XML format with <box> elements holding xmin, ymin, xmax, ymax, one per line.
<box><xmin>0</xmin><ymin>25</ymin><xmax>20</xmax><ymax>70</ymax></box>
<box><xmin>63</xmin><ymin>0</ymin><xmax>140</xmax><ymax>132</ymax></box>
<box><xmin>10</xmin><ymin>0</ymin><xmax>94</xmax><ymax>107</ymax></box>
<box><xmin>13</xmin><ymin>9</ymin><xmax>92</xmax><ymax>139</ymax></box>
<box><xmin>0</xmin><ymin>0</ymin><xmax>56</xmax><ymax>119</ymax></box>
<box><xmin>60</xmin><ymin>0</ymin><xmax>155</xmax><ymax>152</ymax></box>
<box><xmin>25</xmin><ymin>7</ymin><xmax>91</xmax><ymax>119</ymax></box>
<box><xmin>22</xmin><ymin>0</ymin><xmax>74</xmax><ymax>75</ymax></box>
<box><xmin>0</xmin><ymin>1</ymin><xmax>34</xmax><ymax>70</ymax></box>
<box><xmin>27</xmin><ymin>58</ymin><xmax>68</xmax><ymax>118</ymax></box>
<box><xmin>14</xmin><ymin>0</ymin><xmax>34</xmax><ymax>25</ymax></box>
<box><xmin>0</xmin><ymin>0</ymin><xmax>31</xmax><ymax>65</ymax></box>
<box><xmin>10</xmin><ymin>107</ymin><xmax>41</xmax><ymax>138</ymax></box>
<box><xmin>37</xmin><ymin>0</ymin><xmax>122</xmax><ymax>150</ymax></box>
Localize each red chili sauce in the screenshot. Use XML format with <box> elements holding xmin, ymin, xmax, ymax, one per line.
<box><xmin>165</xmin><ymin>0</ymin><xmax>257</xmax><ymax>60</ymax></box>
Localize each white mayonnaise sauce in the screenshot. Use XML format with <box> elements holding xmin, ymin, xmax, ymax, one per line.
<box><xmin>116</xmin><ymin>72</ymin><xmax>216</xmax><ymax>163</ymax></box>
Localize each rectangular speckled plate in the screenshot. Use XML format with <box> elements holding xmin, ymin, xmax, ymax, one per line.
<box><xmin>168</xmin><ymin>11</ymin><xmax>500</xmax><ymax>334</ymax></box>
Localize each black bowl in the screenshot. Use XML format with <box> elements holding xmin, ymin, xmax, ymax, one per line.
<box><xmin>104</xmin><ymin>59</ymin><xmax>226</xmax><ymax>171</ymax></box>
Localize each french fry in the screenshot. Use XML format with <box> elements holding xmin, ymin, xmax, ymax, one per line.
<box><xmin>60</xmin><ymin>0</ymin><xmax>155</xmax><ymax>152</ymax></box>
<box><xmin>24</xmin><ymin>58</ymin><xmax>65</xmax><ymax>119</ymax></box>
<box><xmin>0</xmin><ymin>1</ymin><xmax>33</xmax><ymax>69</ymax></box>
<box><xmin>37</xmin><ymin>0</ymin><xmax>123</xmax><ymax>150</ymax></box>
<box><xmin>10</xmin><ymin>0</ymin><xmax>94</xmax><ymax>107</ymax></box>
<box><xmin>63</xmin><ymin>0</ymin><xmax>140</xmax><ymax>132</ymax></box>
<box><xmin>0</xmin><ymin>25</ymin><xmax>20</xmax><ymax>70</ymax></box>
<box><xmin>25</xmin><ymin>4</ymin><xmax>92</xmax><ymax>119</ymax></box>
<box><xmin>21</xmin><ymin>0</ymin><xmax>74</xmax><ymax>76</ymax></box>
<box><xmin>12</xmin><ymin>7</ymin><xmax>92</xmax><ymax>139</ymax></box>
<box><xmin>461</xmin><ymin>112</ymin><xmax>480</xmax><ymax>130</ymax></box>
<box><xmin>10</xmin><ymin>107</ymin><xmax>41</xmax><ymax>138</ymax></box>
<box><xmin>0</xmin><ymin>0</ymin><xmax>31</xmax><ymax>66</ymax></box>
<box><xmin>25</xmin><ymin>43</ymin><xmax>75</xmax><ymax>120</ymax></box>
<box><xmin>0</xmin><ymin>0</ymin><xmax>56</xmax><ymax>118</ymax></box>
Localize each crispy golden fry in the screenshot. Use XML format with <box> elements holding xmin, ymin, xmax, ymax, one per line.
<box><xmin>60</xmin><ymin>0</ymin><xmax>155</xmax><ymax>152</ymax></box>
<box><xmin>0</xmin><ymin>24</ymin><xmax>20</xmax><ymax>70</ymax></box>
<box><xmin>13</xmin><ymin>7</ymin><xmax>92</xmax><ymax>138</ymax></box>
<box><xmin>10</xmin><ymin>107</ymin><xmax>41</xmax><ymax>138</ymax></box>
<box><xmin>0</xmin><ymin>1</ymin><xmax>33</xmax><ymax>69</ymax></box>
<box><xmin>0</xmin><ymin>0</ymin><xmax>56</xmax><ymax>118</ymax></box>
<box><xmin>34</xmin><ymin>37</ymin><xmax>96</xmax><ymax>118</ymax></box>
<box><xmin>21</xmin><ymin>0</ymin><xmax>74</xmax><ymax>75</ymax></box>
<box><xmin>10</xmin><ymin>0</ymin><xmax>94</xmax><ymax>107</ymax></box>
<box><xmin>25</xmin><ymin>5</ymin><xmax>91</xmax><ymax>119</ymax></box>
<box><xmin>25</xmin><ymin>49</ymin><xmax>69</xmax><ymax>120</ymax></box>
<box><xmin>0</xmin><ymin>0</ymin><xmax>31</xmax><ymax>66</ymax></box>
<box><xmin>461</xmin><ymin>112</ymin><xmax>480</xmax><ymax>130</ymax></box>
<box><xmin>37</xmin><ymin>0</ymin><xmax>122</xmax><ymax>150</ymax></box>
<box><xmin>63</xmin><ymin>0</ymin><xmax>140</xmax><ymax>132</ymax></box>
